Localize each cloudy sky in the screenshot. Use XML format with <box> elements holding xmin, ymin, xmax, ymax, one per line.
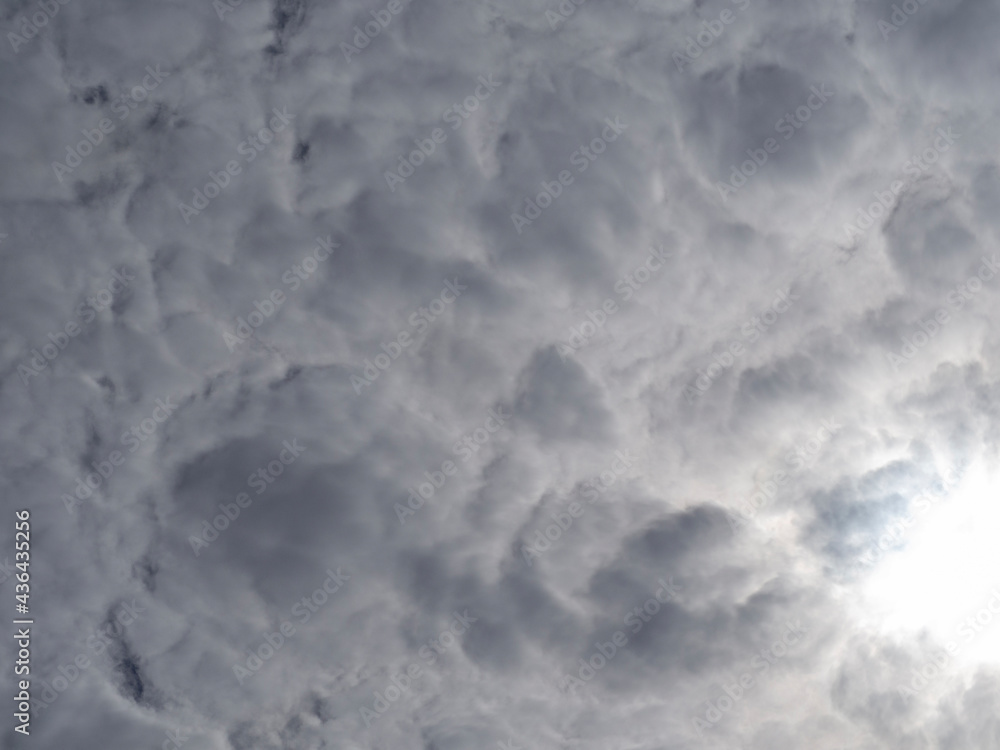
<box><xmin>3</xmin><ymin>0</ymin><xmax>1000</xmax><ymax>748</ymax></box>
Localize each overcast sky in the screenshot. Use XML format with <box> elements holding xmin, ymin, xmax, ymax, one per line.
<box><xmin>3</xmin><ymin>0</ymin><xmax>1000</xmax><ymax>748</ymax></box>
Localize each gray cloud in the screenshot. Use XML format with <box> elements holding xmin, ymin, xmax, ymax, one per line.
<box><xmin>3</xmin><ymin>0</ymin><xmax>1000</xmax><ymax>748</ymax></box>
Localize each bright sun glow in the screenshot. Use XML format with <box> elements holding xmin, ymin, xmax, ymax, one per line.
<box><xmin>862</xmin><ymin>457</ymin><xmax>1000</xmax><ymax>666</ymax></box>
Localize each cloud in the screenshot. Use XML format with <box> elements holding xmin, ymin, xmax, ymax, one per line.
<box><xmin>4</xmin><ymin>0</ymin><xmax>1000</xmax><ymax>748</ymax></box>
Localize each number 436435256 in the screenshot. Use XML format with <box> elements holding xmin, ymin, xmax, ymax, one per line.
<box><xmin>14</xmin><ymin>510</ymin><xmax>29</xmax><ymax>609</ymax></box>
